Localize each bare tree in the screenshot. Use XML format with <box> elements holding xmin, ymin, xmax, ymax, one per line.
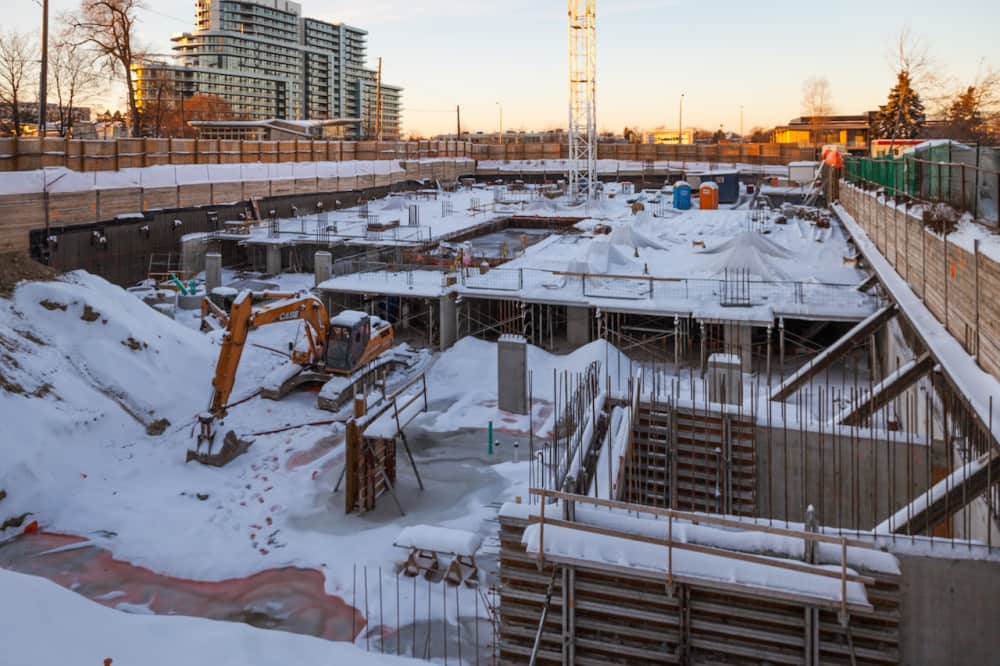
<box><xmin>66</xmin><ymin>0</ymin><xmax>143</xmax><ymax>137</ymax></box>
<box><xmin>51</xmin><ymin>30</ymin><xmax>104</xmax><ymax>137</ymax></box>
<box><xmin>0</xmin><ymin>31</ymin><xmax>38</xmax><ymax>137</ymax></box>
<box><xmin>801</xmin><ymin>77</ymin><xmax>833</xmax><ymax>147</ymax></box>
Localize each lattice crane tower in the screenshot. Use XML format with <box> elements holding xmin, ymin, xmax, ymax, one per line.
<box><xmin>568</xmin><ymin>0</ymin><xmax>597</xmax><ymax>201</ymax></box>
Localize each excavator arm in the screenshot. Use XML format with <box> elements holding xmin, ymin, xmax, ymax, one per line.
<box><xmin>206</xmin><ymin>292</ymin><xmax>330</xmax><ymax>418</ymax></box>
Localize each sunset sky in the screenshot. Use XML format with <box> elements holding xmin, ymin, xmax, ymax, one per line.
<box><xmin>11</xmin><ymin>0</ymin><xmax>1000</xmax><ymax>136</ymax></box>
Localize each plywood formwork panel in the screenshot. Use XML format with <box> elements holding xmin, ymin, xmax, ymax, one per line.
<box><xmin>0</xmin><ymin>193</ymin><xmax>46</xmax><ymax>251</ymax></box>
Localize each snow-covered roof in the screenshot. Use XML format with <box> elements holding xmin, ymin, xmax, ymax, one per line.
<box><xmin>330</xmin><ymin>310</ymin><xmax>368</xmax><ymax>327</ymax></box>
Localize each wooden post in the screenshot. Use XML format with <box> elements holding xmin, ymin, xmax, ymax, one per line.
<box><xmin>943</xmin><ymin>232</ymin><xmax>949</xmax><ymax>331</ymax></box>
<box><xmin>975</xmin><ymin>239</ymin><xmax>981</xmax><ymax>365</ymax></box>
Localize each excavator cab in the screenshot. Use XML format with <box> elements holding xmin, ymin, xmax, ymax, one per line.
<box><xmin>327</xmin><ymin>310</ymin><xmax>372</xmax><ymax>373</ymax></box>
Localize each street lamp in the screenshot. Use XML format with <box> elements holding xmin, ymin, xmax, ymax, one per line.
<box><xmin>496</xmin><ymin>102</ymin><xmax>503</xmax><ymax>145</ymax></box>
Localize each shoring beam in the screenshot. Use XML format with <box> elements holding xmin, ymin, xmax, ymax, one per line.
<box><xmin>836</xmin><ymin>352</ymin><xmax>935</xmax><ymax>426</ymax></box>
<box><xmin>770</xmin><ymin>304</ymin><xmax>897</xmax><ymax>402</ymax></box>
<box><xmin>876</xmin><ymin>450</ymin><xmax>1000</xmax><ymax>535</ymax></box>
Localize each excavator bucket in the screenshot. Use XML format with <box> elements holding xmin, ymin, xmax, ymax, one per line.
<box><xmin>186</xmin><ymin>430</ymin><xmax>254</xmax><ymax>467</ymax></box>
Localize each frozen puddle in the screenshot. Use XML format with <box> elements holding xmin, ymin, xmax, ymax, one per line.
<box><xmin>0</xmin><ymin>532</ymin><xmax>364</xmax><ymax>642</ymax></box>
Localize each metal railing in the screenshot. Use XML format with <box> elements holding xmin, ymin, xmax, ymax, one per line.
<box><xmin>457</xmin><ymin>266</ymin><xmax>879</xmax><ymax>312</ymax></box>
<box><xmin>530</xmin><ymin>488</ymin><xmax>873</xmax><ymax>619</ymax></box>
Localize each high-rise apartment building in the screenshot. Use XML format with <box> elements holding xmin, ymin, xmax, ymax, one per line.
<box><xmin>134</xmin><ymin>0</ymin><xmax>402</xmax><ymax>140</ymax></box>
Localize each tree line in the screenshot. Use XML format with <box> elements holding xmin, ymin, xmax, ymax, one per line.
<box><xmin>802</xmin><ymin>28</ymin><xmax>998</xmax><ymax>146</ymax></box>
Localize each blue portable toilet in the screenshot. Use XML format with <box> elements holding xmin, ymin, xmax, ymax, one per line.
<box><xmin>672</xmin><ymin>180</ymin><xmax>692</xmax><ymax>210</ymax></box>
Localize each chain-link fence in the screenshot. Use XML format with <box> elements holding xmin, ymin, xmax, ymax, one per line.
<box><xmin>844</xmin><ymin>143</ymin><xmax>1000</xmax><ymax>225</ymax></box>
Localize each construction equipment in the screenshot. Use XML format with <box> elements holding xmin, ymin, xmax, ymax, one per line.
<box><xmin>190</xmin><ymin>290</ymin><xmax>423</xmax><ymax>466</ymax></box>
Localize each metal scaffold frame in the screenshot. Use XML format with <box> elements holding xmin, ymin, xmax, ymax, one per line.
<box><xmin>568</xmin><ymin>0</ymin><xmax>597</xmax><ymax>201</ymax></box>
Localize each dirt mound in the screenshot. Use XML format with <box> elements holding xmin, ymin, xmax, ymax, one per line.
<box><xmin>0</xmin><ymin>252</ymin><xmax>56</xmax><ymax>296</ymax></box>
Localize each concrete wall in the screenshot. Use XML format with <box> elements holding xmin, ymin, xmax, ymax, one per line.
<box><xmin>756</xmin><ymin>423</ymin><xmax>935</xmax><ymax>530</ymax></box>
<box><xmin>897</xmin><ymin>552</ymin><xmax>1000</xmax><ymax>665</ymax></box>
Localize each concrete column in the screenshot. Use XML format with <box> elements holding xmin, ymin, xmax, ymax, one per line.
<box><xmin>205</xmin><ymin>252</ymin><xmax>222</xmax><ymax>294</ymax></box>
<box><xmin>723</xmin><ymin>322</ymin><xmax>753</xmax><ymax>373</ymax></box>
<box><xmin>180</xmin><ymin>235</ymin><xmax>208</xmax><ymax>279</ymax></box>
<box><xmin>708</xmin><ymin>353</ymin><xmax>742</xmax><ymax>406</ymax></box>
<box><xmin>314</xmin><ymin>250</ymin><xmax>332</xmax><ymax>287</ymax></box>
<box><xmin>498</xmin><ymin>334</ymin><xmax>528</xmax><ymax>414</ymax></box>
<box><xmin>265</xmin><ymin>245</ymin><xmax>281</xmax><ymax>276</ymax></box>
<box><xmin>566</xmin><ymin>306</ymin><xmax>590</xmax><ymax>347</ymax></box>
<box><xmin>439</xmin><ymin>295</ymin><xmax>457</xmax><ymax>351</ymax></box>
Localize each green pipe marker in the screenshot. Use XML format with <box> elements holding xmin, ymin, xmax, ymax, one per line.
<box><xmin>169</xmin><ymin>273</ymin><xmax>189</xmax><ymax>295</ymax></box>
<box><xmin>488</xmin><ymin>421</ymin><xmax>494</xmax><ymax>456</ymax></box>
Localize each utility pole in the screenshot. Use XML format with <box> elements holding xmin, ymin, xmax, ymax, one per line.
<box><xmin>456</xmin><ymin>105</ymin><xmax>461</xmax><ymax>140</ymax></box>
<box><xmin>496</xmin><ymin>102</ymin><xmax>503</xmax><ymax>145</ymax></box>
<box><xmin>38</xmin><ymin>0</ymin><xmax>49</xmax><ymax>137</ymax></box>
<box><xmin>678</xmin><ymin>93</ymin><xmax>685</xmax><ymax>144</ymax></box>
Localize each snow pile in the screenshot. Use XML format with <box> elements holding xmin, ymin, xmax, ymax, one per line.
<box><xmin>694</xmin><ymin>230</ymin><xmax>794</xmax><ymax>280</ymax></box>
<box><xmin>0</xmin><ymin>568</ymin><xmax>416</xmax><ymax>666</ymax></box>
<box><xmin>584</xmin><ymin>236</ymin><xmax>636</xmax><ymax>274</ymax></box>
<box><xmin>418</xmin><ymin>337</ymin><xmax>631</xmax><ymax>433</ymax></box>
<box><xmin>0</xmin><ymin>271</ymin><xmax>215</xmax><ymax>532</ymax></box>
<box><xmin>608</xmin><ymin>222</ymin><xmax>673</xmax><ymax>251</ymax></box>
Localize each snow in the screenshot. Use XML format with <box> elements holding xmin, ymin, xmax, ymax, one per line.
<box><xmin>834</xmin><ymin>195</ymin><xmax>1000</xmax><ymax>444</ymax></box>
<box><xmin>502</xmin><ymin>501</ymin><xmax>899</xmax><ymax>577</ymax></box>
<box><xmin>0</xmin><ymin>568</ymin><xmax>417</xmax><ymax>666</ymax></box>
<box><xmin>394</xmin><ymin>525</ymin><xmax>482</xmax><ymax>555</ymax></box>
<box><xmin>521</xmin><ymin>522</ymin><xmax>871</xmax><ymax>608</ymax></box>
<box><xmin>873</xmin><ymin>452</ymin><xmax>992</xmax><ymax>535</ymax></box>
<box><xmin>0</xmin><ymin>159</ymin><xmax>427</xmax><ymax>195</ymax></box>
<box><xmin>330</xmin><ymin>309</ymin><xmax>369</xmax><ymax>327</ymax></box>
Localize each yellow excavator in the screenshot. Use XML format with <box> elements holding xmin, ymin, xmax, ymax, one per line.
<box><xmin>189</xmin><ymin>290</ymin><xmax>397</xmax><ymax>465</ymax></box>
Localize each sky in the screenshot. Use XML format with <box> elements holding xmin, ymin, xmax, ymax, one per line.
<box><xmin>9</xmin><ymin>0</ymin><xmax>1000</xmax><ymax>137</ymax></box>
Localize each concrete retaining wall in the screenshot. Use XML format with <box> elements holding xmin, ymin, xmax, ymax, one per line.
<box><xmin>897</xmin><ymin>552</ymin><xmax>1000</xmax><ymax>664</ymax></box>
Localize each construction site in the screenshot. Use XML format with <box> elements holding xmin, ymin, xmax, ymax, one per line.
<box><xmin>3</xmin><ymin>2</ymin><xmax>1000</xmax><ymax>666</ymax></box>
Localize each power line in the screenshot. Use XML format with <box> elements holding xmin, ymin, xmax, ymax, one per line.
<box><xmin>137</xmin><ymin>6</ymin><xmax>192</xmax><ymax>25</ymax></box>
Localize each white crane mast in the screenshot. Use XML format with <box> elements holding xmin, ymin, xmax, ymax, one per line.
<box><xmin>568</xmin><ymin>0</ymin><xmax>597</xmax><ymax>201</ymax></box>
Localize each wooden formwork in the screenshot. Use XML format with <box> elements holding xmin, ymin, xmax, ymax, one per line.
<box><xmin>498</xmin><ymin>513</ymin><xmax>900</xmax><ymax>665</ymax></box>
<box><xmin>625</xmin><ymin>402</ymin><xmax>757</xmax><ymax>516</ymax></box>
<box><xmin>344</xmin><ymin>421</ymin><xmax>398</xmax><ymax>514</ymax></box>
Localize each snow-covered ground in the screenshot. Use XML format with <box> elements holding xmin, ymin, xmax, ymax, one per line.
<box><xmin>0</xmin><ymin>567</ymin><xmax>418</xmax><ymax>666</ymax></box>
<box><xmin>0</xmin><ymin>269</ymin><xmax>640</xmax><ymax>659</ymax></box>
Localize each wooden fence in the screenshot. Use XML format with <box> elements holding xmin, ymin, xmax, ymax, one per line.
<box><xmin>0</xmin><ymin>138</ymin><xmax>816</xmax><ymax>173</ymax></box>
<box><xmin>840</xmin><ymin>183</ymin><xmax>1000</xmax><ymax>386</ymax></box>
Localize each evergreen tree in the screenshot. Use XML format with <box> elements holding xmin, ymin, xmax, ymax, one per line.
<box><xmin>946</xmin><ymin>86</ymin><xmax>984</xmax><ymax>142</ymax></box>
<box><xmin>875</xmin><ymin>70</ymin><xmax>925</xmax><ymax>139</ymax></box>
